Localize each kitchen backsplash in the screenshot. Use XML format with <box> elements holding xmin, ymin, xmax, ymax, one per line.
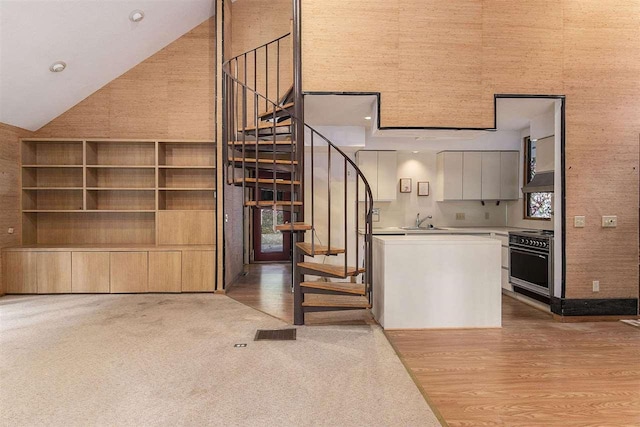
<box><xmin>372</xmin><ymin>152</ymin><xmax>508</xmax><ymax>228</ymax></box>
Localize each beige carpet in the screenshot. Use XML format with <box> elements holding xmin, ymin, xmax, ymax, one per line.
<box><xmin>0</xmin><ymin>294</ymin><xmax>441</xmax><ymax>426</ymax></box>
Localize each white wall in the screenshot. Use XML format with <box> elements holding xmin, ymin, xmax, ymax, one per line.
<box><xmin>373</xmin><ymin>151</ymin><xmax>508</xmax><ymax>227</ymax></box>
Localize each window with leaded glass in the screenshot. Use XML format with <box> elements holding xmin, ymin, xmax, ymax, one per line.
<box><xmin>524</xmin><ymin>136</ymin><xmax>552</xmax><ymax>220</ymax></box>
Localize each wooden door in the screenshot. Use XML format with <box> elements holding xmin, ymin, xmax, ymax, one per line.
<box><xmin>182</xmin><ymin>250</ymin><xmax>215</xmax><ymax>292</ymax></box>
<box><xmin>253</xmin><ymin>208</ymin><xmax>291</xmax><ymax>261</ymax></box>
<box><xmin>2</xmin><ymin>251</ymin><xmax>37</xmax><ymax>294</ymax></box>
<box><xmin>110</xmin><ymin>252</ymin><xmax>148</xmax><ymax>293</ymax></box>
<box><xmin>37</xmin><ymin>252</ymin><xmax>71</xmax><ymax>293</ymax></box>
<box><xmin>72</xmin><ymin>252</ymin><xmax>110</xmax><ymax>293</ymax></box>
<box><xmin>149</xmin><ymin>251</ymin><xmax>182</xmax><ymax>292</ymax></box>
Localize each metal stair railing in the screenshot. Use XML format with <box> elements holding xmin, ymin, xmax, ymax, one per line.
<box><xmin>222</xmin><ymin>33</ymin><xmax>375</xmax><ymax>323</ymax></box>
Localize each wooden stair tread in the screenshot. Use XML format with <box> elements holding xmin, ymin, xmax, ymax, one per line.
<box><xmin>241</xmin><ymin>119</ymin><xmax>292</xmax><ymax>132</ymax></box>
<box><xmin>245</xmin><ymin>201</ymin><xmax>303</xmax><ymax>207</ymax></box>
<box><xmin>296</xmin><ymin>242</ymin><xmax>345</xmax><ymax>256</ymax></box>
<box><xmin>297</xmin><ymin>262</ymin><xmax>365</xmax><ymax>278</ymax></box>
<box><xmin>278</xmin><ymin>85</ymin><xmax>294</xmax><ymax>105</ymax></box>
<box><xmin>234</xmin><ymin>178</ymin><xmax>301</xmax><ymax>185</ymax></box>
<box><xmin>302</xmin><ymin>295</ymin><xmax>371</xmax><ymax>309</ymax></box>
<box><xmin>301</xmin><ymin>281</ymin><xmax>366</xmax><ymax>295</ymax></box>
<box><xmin>230</xmin><ymin>157</ymin><xmax>298</xmax><ymax>165</ymax></box>
<box><xmin>275</xmin><ymin>222</ymin><xmax>311</xmax><ymax>231</ymax></box>
<box><xmin>257</xmin><ymin>102</ymin><xmax>294</xmax><ymax>120</ymax></box>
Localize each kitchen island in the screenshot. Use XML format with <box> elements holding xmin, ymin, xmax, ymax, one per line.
<box><xmin>372</xmin><ymin>234</ymin><xmax>502</xmax><ymax>329</ymax></box>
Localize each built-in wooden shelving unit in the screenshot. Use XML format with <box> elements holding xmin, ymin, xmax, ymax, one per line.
<box><xmin>20</xmin><ymin>139</ymin><xmax>216</xmax><ymax>245</ymax></box>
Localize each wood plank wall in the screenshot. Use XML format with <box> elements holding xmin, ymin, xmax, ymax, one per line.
<box><xmin>0</xmin><ymin>123</ymin><xmax>32</xmax><ymax>295</ymax></box>
<box><xmin>34</xmin><ymin>18</ymin><xmax>215</xmax><ymax>140</ymax></box>
<box><xmin>298</xmin><ymin>0</ymin><xmax>640</xmax><ymax>300</ymax></box>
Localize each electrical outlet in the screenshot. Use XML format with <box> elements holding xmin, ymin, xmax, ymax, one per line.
<box><xmin>456</xmin><ymin>213</ymin><xmax>465</xmax><ymax>220</ymax></box>
<box><xmin>7</xmin><ymin>227</ymin><xmax>14</xmax><ymax>234</ymax></box>
<box><xmin>485</xmin><ymin>212</ymin><xmax>490</xmax><ymax>220</ymax></box>
<box><xmin>592</xmin><ymin>280</ymin><xmax>600</xmax><ymax>292</ymax></box>
<box><xmin>225</xmin><ymin>213</ymin><xmax>229</xmax><ymax>223</ymax></box>
<box><xmin>574</xmin><ymin>216</ymin><xmax>585</xmax><ymax>228</ymax></box>
<box><xmin>602</xmin><ymin>216</ymin><xmax>617</xmax><ymax>228</ymax></box>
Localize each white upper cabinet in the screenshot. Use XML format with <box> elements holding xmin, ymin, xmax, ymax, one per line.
<box><xmin>462</xmin><ymin>152</ymin><xmax>482</xmax><ymax>200</ymax></box>
<box><xmin>481</xmin><ymin>152</ymin><xmax>501</xmax><ymax>200</ymax></box>
<box><xmin>436</xmin><ymin>152</ymin><xmax>463</xmax><ymax>201</ymax></box>
<box><xmin>356</xmin><ymin>150</ymin><xmax>397</xmax><ymax>202</ymax></box>
<box><xmin>376</xmin><ymin>151</ymin><xmax>398</xmax><ymax>201</ymax></box>
<box><xmin>500</xmin><ymin>151</ymin><xmax>520</xmax><ymax>200</ymax></box>
<box><xmin>437</xmin><ymin>150</ymin><xmax>518</xmax><ymax>201</ymax></box>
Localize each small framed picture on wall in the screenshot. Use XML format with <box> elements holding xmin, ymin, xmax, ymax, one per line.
<box><xmin>418</xmin><ymin>181</ymin><xmax>430</xmax><ymax>196</ymax></box>
<box><xmin>399</xmin><ymin>178</ymin><xmax>412</xmax><ymax>193</ymax></box>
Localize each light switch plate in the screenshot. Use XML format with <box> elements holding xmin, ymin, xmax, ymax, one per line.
<box><xmin>574</xmin><ymin>216</ymin><xmax>585</xmax><ymax>228</ymax></box>
<box><xmin>592</xmin><ymin>280</ymin><xmax>600</xmax><ymax>292</ymax></box>
<box><xmin>602</xmin><ymin>215</ymin><xmax>617</xmax><ymax>228</ymax></box>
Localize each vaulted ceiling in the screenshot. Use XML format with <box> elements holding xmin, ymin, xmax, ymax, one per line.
<box><xmin>0</xmin><ymin>0</ymin><xmax>215</xmax><ymax>131</ymax></box>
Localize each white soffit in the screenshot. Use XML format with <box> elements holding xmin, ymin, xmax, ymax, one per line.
<box><xmin>304</xmin><ymin>94</ymin><xmax>376</xmax><ymax>128</ymax></box>
<box><xmin>0</xmin><ymin>0</ymin><xmax>215</xmax><ymax>131</ymax></box>
<box><xmin>496</xmin><ymin>98</ymin><xmax>556</xmax><ymax>131</ymax></box>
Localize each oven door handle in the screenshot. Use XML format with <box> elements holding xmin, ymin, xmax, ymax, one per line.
<box><xmin>510</xmin><ymin>248</ymin><xmax>549</xmax><ymax>258</ymax></box>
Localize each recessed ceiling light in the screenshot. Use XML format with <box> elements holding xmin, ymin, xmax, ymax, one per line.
<box><xmin>412</xmin><ymin>151</ymin><xmax>419</xmax><ymax>154</ymax></box>
<box><xmin>129</xmin><ymin>10</ymin><xmax>145</xmax><ymax>22</ymax></box>
<box><xmin>364</xmin><ymin>116</ymin><xmax>372</xmax><ymax>120</ymax></box>
<box><xmin>49</xmin><ymin>61</ymin><xmax>66</xmax><ymax>73</ymax></box>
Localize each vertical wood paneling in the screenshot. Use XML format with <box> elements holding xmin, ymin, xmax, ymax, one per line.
<box><xmin>34</xmin><ymin>18</ymin><xmax>215</xmax><ymax>140</ymax></box>
<box><xmin>561</xmin><ymin>0</ymin><xmax>640</xmax><ymax>299</ymax></box>
<box><xmin>0</xmin><ymin>123</ymin><xmax>31</xmax><ymax>295</ymax></box>
<box><xmin>297</xmin><ymin>0</ymin><xmax>640</xmax><ymax>301</ymax></box>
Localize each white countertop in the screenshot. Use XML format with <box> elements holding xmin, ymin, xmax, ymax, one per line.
<box><xmin>360</xmin><ymin>226</ymin><xmax>539</xmax><ymax>236</ymax></box>
<box><xmin>373</xmin><ymin>234</ymin><xmax>501</xmax><ymax>245</ymax></box>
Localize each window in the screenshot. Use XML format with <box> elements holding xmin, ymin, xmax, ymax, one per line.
<box><xmin>524</xmin><ymin>136</ymin><xmax>552</xmax><ymax>220</ymax></box>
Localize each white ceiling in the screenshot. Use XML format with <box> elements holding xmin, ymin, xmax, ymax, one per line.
<box><xmin>0</xmin><ymin>0</ymin><xmax>215</xmax><ymax>131</ymax></box>
<box><xmin>304</xmin><ymin>94</ymin><xmax>557</xmax><ymax>141</ymax></box>
<box><xmin>304</xmin><ymin>94</ymin><xmax>376</xmax><ymax>128</ymax></box>
<box><xmin>496</xmin><ymin>98</ymin><xmax>556</xmax><ymax>131</ymax></box>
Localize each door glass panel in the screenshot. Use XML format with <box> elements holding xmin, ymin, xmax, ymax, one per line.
<box><xmin>260</xmin><ymin>209</ymin><xmax>284</xmax><ymax>253</ymax></box>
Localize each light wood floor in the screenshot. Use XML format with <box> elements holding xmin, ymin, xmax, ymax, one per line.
<box><xmin>387</xmin><ymin>297</ymin><xmax>640</xmax><ymax>427</ymax></box>
<box><xmin>227</xmin><ymin>263</ymin><xmax>640</xmax><ymax>426</ymax></box>
<box><xmin>226</xmin><ymin>263</ymin><xmax>374</xmax><ymax>325</ymax></box>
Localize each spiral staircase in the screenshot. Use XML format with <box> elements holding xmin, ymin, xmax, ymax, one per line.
<box><xmin>222</xmin><ymin>32</ymin><xmax>374</xmax><ymax>325</ymax></box>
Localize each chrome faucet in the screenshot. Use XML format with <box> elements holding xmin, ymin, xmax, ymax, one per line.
<box><xmin>416</xmin><ymin>213</ymin><xmax>432</xmax><ymax>228</ymax></box>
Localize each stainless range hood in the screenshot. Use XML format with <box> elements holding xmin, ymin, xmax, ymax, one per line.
<box><xmin>523</xmin><ymin>135</ymin><xmax>554</xmax><ymax>193</ymax></box>
<box><xmin>522</xmin><ymin>171</ymin><xmax>554</xmax><ymax>193</ymax></box>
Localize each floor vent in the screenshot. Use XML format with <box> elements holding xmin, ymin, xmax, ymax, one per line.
<box><xmin>254</xmin><ymin>328</ymin><xmax>297</xmax><ymax>341</ymax></box>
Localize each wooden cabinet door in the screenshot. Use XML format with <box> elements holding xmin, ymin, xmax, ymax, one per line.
<box><xmin>442</xmin><ymin>152</ymin><xmax>463</xmax><ymax>200</ymax></box>
<box><xmin>148</xmin><ymin>251</ymin><xmax>181</xmax><ymax>292</ymax></box>
<box><xmin>356</xmin><ymin>151</ymin><xmax>378</xmax><ymax>201</ymax></box>
<box><xmin>37</xmin><ymin>252</ymin><xmax>71</xmax><ymax>294</ymax></box>
<box><xmin>2</xmin><ymin>251</ymin><xmax>37</xmax><ymax>294</ymax></box>
<box><xmin>110</xmin><ymin>252</ymin><xmax>148</xmax><ymax>293</ymax></box>
<box><xmin>481</xmin><ymin>152</ymin><xmax>501</xmax><ymax>200</ymax></box>
<box><xmin>72</xmin><ymin>252</ymin><xmax>110</xmax><ymax>293</ymax></box>
<box><xmin>182</xmin><ymin>250</ymin><xmax>215</xmax><ymax>292</ymax></box>
<box><xmin>462</xmin><ymin>152</ymin><xmax>482</xmax><ymax>200</ymax></box>
<box><xmin>376</xmin><ymin>151</ymin><xmax>397</xmax><ymax>201</ymax></box>
<box><xmin>500</xmin><ymin>151</ymin><xmax>520</xmax><ymax>200</ymax></box>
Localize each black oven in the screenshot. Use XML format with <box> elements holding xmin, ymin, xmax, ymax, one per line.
<box><xmin>509</xmin><ymin>231</ymin><xmax>553</xmax><ymax>299</ymax></box>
